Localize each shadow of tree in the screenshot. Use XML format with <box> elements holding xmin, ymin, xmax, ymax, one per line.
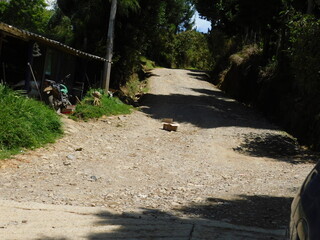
<box><xmin>187</xmin><ymin>70</ymin><xmax>211</xmax><ymax>82</ymax></box>
<box><xmin>144</xmin><ymin>71</ymin><xmax>160</xmax><ymax>78</ymax></box>
<box><xmin>176</xmin><ymin>195</ymin><xmax>292</xmax><ymax>229</ymax></box>
<box><xmin>140</xmin><ymin>74</ymin><xmax>318</xmax><ymax>164</ymax></box>
<box><xmin>85</xmin><ymin>195</ymin><xmax>288</xmax><ymax>240</ymax></box>
<box><xmin>191</xmin><ymin>88</ymin><xmax>228</xmax><ymax>98</ymax></box>
<box><xmin>139</xmin><ymin>89</ymin><xmax>276</xmax><ymax>130</ymax></box>
<box><xmin>233</xmin><ymin>132</ymin><xmax>320</xmax><ymax>164</ymax></box>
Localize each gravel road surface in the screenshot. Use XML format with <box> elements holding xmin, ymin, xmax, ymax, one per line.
<box><xmin>0</xmin><ymin>68</ymin><xmax>317</xmax><ymax>239</ymax></box>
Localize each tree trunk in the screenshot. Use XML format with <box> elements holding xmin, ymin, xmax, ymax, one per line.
<box><xmin>307</xmin><ymin>0</ymin><xmax>314</xmax><ymax>14</ymax></box>
<box><xmin>102</xmin><ymin>0</ymin><xmax>117</xmax><ymax>92</ymax></box>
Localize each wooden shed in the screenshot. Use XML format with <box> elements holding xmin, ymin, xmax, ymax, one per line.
<box><xmin>0</xmin><ymin>22</ymin><xmax>106</xmax><ymax>101</ymax></box>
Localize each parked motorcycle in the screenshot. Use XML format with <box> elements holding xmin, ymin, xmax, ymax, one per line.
<box><xmin>43</xmin><ymin>74</ymin><xmax>71</xmax><ymax>112</ymax></box>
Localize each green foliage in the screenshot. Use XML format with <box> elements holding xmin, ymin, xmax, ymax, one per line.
<box><xmin>118</xmin><ymin>0</ymin><xmax>140</xmax><ymax>16</ymax></box>
<box><xmin>122</xmin><ymin>73</ymin><xmax>148</xmax><ymax>100</ymax></box>
<box><xmin>138</xmin><ymin>0</ymin><xmax>195</xmax><ymax>66</ymax></box>
<box><xmin>193</xmin><ymin>0</ymin><xmax>216</xmax><ymax>22</ymax></box>
<box><xmin>0</xmin><ymin>0</ymin><xmax>51</xmax><ymax>34</ymax></box>
<box><xmin>0</xmin><ymin>84</ymin><xmax>62</xmax><ymax>158</ymax></box>
<box><xmin>193</xmin><ymin>0</ymin><xmax>320</xmax><ymax>150</ymax></box>
<box><xmin>0</xmin><ymin>148</ymin><xmax>21</xmax><ymax>160</ymax></box>
<box><xmin>173</xmin><ymin>30</ymin><xmax>212</xmax><ymax>70</ymax></box>
<box><xmin>123</xmin><ymin>75</ymin><xmax>141</xmax><ymax>100</ymax></box>
<box><xmin>204</xmin><ymin>29</ymin><xmax>240</xmax><ymax>80</ymax></box>
<box><xmin>195</xmin><ymin>0</ymin><xmax>285</xmax><ymax>33</ymax></box>
<box><xmin>46</xmin><ymin>7</ymin><xmax>74</xmax><ymax>44</ymax></box>
<box><xmin>140</xmin><ymin>56</ymin><xmax>156</xmax><ymax>71</ymax></box>
<box><xmin>287</xmin><ymin>13</ymin><xmax>320</xmax><ymax>96</ymax></box>
<box><xmin>71</xmin><ymin>89</ymin><xmax>132</xmax><ymax>120</ymax></box>
<box><xmin>56</xmin><ymin>0</ymin><xmax>195</xmax><ymax>86</ymax></box>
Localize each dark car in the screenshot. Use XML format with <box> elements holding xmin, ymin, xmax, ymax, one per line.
<box><xmin>290</xmin><ymin>161</ymin><xmax>320</xmax><ymax>239</ymax></box>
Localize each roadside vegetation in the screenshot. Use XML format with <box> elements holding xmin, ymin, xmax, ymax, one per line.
<box><xmin>193</xmin><ymin>0</ymin><xmax>320</xmax><ymax>150</ymax></box>
<box><xmin>2</xmin><ymin>0</ymin><xmax>320</xmax><ymax>149</ymax></box>
<box><xmin>71</xmin><ymin>89</ymin><xmax>133</xmax><ymax>121</ymax></box>
<box><xmin>173</xmin><ymin>30</ymin><xmax>212</xmax><ymax>70</ymax></box>
<box><xmin>0</xmin><ymin>0</ymin><xmax>210</xmax><ymax>86</ymax></box>
<box><xmin>0</xmin><ymin>84</ymin><xmax>62</xmax><ymax>159</ymax></box>
<box><xmin>140</xmin><ymin>56</ymin><xmax>156</xmax><ymax>71</ymax></box>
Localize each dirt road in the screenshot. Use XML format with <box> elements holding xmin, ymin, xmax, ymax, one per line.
<box><xmin>0</xmin><ymin>68</ymin><xmax>317</xmax><ymax>238</ymax></box>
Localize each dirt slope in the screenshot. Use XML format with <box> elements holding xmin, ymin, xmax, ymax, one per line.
<box><xmin>0</xmin><ymin>68</ymin><xmax>316</xmax><ymax>230</ymax></box>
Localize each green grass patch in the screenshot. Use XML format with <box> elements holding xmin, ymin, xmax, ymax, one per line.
<box><xmin>71</xmin><ymin>89</ymin><xmax>133</xmax><ymax>121</ymax></box>
<box><xmin>0</xmin><ymin>148</ymin><xmax>21</xmax><ymax>160</ymax></box>
<box><xmin>140</xmin><ymin>56</ymin><xmax>156</xmax><ymax>70</ymax></box>
<box><xmin>0</xmin><ymin>84</ymin><xmax>63</xmax><ymax>159</ymax></box>
<box><xmin>122</xmin><ymin>74</ymin><xmax>149</xmax><ymax>100</ymax></box>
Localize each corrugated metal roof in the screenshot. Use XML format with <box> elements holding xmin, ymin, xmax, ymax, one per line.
<box><xmin>0</xmin><ymin>22</ymin><xmax>107</xmax><ymax>62</ymax></box>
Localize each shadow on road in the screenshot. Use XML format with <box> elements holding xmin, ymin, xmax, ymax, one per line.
<box><xmin>140</xmin><ymin>89</ymin><xmax>273</xmax><ymax>130</ymax></box>
<box><xmin>140</xmin><ymin>69</ymin><xmax>268</xmax><ymax>130</ymax></box>
<box><xmin>233</xmin><ymin>132</ymin><xmax>319</xmax><ymax>164</ymax></box>
<box><xmin>140</xmin><ymin>71</ymin><xmax>320</xmax><ymax>163</ymax></box>
<box><xmin>140</xmin><ymin>68</ymin><xmax>274</xmax><ymax>130</ymax></box>
<box><xmin>177</xmin><ymin>195</ymin><xmax>292</xmax><ymax>229</ymax></box>
<box><xmin>84</xmin><ymin>194</ymin><xmax>288</xmax><ymax>240</ymax></box>
<box><xmin>187</xmin><ymin>70</ymin><xmax>211</xmax><ymax>83</ymax></box>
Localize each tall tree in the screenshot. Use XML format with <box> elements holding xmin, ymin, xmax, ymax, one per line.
<box><xmin>0</xmin><ymin>0</ymin><xmax>50</xmax><ymax>34</ymax></box>
<box><xmin>46</xmin><ymin>5</ymin><xmax>74</xmax><ymax>44</ymax></box>
<box><xmin>56</xmin><ymin>0</ymin><xmax>195</xmax><ymax>85</ymax></box>
<box><xmin>57</xmin><ymin>0</ymin><xmax>139</xmax><ymax>52</ymax></box>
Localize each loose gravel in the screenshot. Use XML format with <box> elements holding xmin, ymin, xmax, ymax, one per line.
<box><xmin>0</xmin><ymin>68</ymin><xmax>317</xmax><ymax>229</ymax></box>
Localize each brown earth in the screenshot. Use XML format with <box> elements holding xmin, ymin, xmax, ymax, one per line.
<box><xmin>0</xmin><ymin>68</ymin><xmax>317</xmax><ymax>230</ymax></box>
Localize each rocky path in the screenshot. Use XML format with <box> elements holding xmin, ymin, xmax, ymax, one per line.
<box><xmin>0</xmin><ymin>68</ymin><xmax>317</xmax><ymax>239</ymax></box>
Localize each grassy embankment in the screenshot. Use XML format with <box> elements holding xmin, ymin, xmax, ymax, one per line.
<box><xmin>71</xmin><ymin>89</ymin><xmax>133</xmax><ymax>121</ymax></box>
<box><xmin>0</xmin><ymin>57</ymin><xmax>154</xmax><ymax>159</ymax></box>
<box><xmin>0</xmin><ymin>84</ymin><xmax>63</xmax><ymax>159</ymax></box>
<box><xmin>71</xmin><ymin>57</ymin><xmax>156</xmax><ymax>120</ymax></box>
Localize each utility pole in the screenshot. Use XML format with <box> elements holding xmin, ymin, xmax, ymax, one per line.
<box><xmin>102</xmin><ymin>0</ymin><xmax>117</xmax><ymax>92</ymax></box>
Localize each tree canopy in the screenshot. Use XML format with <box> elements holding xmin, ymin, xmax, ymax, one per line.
<box><xmin>54</xmin><ymin>0</ymin><xmax>197</xmax><ymax>86</ymax></box>
<box><xmin>0</xmin><ymin>0</ymin><xmax>50</xmax><ymax>34</ymax></box>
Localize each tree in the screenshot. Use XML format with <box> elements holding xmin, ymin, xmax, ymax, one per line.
<box><xmin>0</xmin><ymin>0</ymin><xmax>50</xmax><ymax>34</ymax></box>
<box><xmin>56</xmin><ymin>0</ymin><xmax>195</xmax><ymax>86</ymax></box>
<box><xmin>173</xmin><ymin>30</ymin><xmax>211</xmax><ymax>70</ymax></box>
<box><xmin>56</xmin><ymin>0</ymin><xmax>139</xmax><ymax>52</ymax></box>
<box><xmin>46</xmin><ymin>6</ymin><xmax>74</xmax><ymax>44</ymax></box>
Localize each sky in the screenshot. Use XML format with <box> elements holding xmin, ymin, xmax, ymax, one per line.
<box><xmin>194</xmin><ymin>12</ymin><xmax>211</xmax><ymax>33</ymax></box>
<box><xmin>45</xmin><ymin>0</ymin><xmax>55</xmax><ymax>9</ymax></box>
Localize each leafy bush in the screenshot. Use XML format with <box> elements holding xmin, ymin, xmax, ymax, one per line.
<box><xmin>287</xmin><ymin>13</ymin><xmax>320</xmax><ymax>96</ymax></box>
<box><xmin>121</xmin><ymin>74</ymin><xmax>148</xmax><ymax>100</ymax></box>
<box><xmin>0</xmin><ymin>84</ymin><xmax>62</xmax><ymax>157</ymax></box>
<box><xmin>140</xmin><ymin>56</ymin><xmax>156</xmax><ymax>71</ymax></box>
<box><xmin>208</xmin><ymin>29</ymin><xmax>240</xmax><ymax>82</ymax></box>
<box><xmin>0</xmin><ymin>0</ymin><xmax>51</xmax><ymax>34</ymax></box>
<box><xmin>71</xmin><ymin>89</ymin><xmax>133</xmax><ymax>120</ymax></box>
<box><xmin>173</xmin><ymin>30</ymin><xmax>212</xmax><ymax>70</ymax></box>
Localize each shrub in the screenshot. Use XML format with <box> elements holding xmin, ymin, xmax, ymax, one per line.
<box><xmin>287</xmin><ymin>13</ymin><xmax>320</xmax><ymax>96</ymax></box>
<box><xmin>140</xmin><ymin>56</ymin><xmax>156</xmax><ymax>71</ymax></box>
<box><xmin>71</xmin><ymin>89</ymin><xmax>133</xmax><ymax>120</ymax></box>
<box><xmin>173</xmin><ymin>30</ymin><xmax>212</xmax><ymax>70</ymax></box>
<box><xmin>0</xmin><ymin>84</ymin><xmax>62</xmax><ymax>157</ymax></box>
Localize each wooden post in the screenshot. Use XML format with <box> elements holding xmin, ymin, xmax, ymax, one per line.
<box><xmin>25</xmin><ymin>42</ymin><xmax>34</xmax><ymax>92</ymax></box>
<box><xmin>307</xmin><ymin>0</ymin><xmax>314</xmax><ymax>14</ymax></box>
<box><xmin>102</xmin><ymin>0</ymin><xmax>117</xmax><ymax>92</ymax></box>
